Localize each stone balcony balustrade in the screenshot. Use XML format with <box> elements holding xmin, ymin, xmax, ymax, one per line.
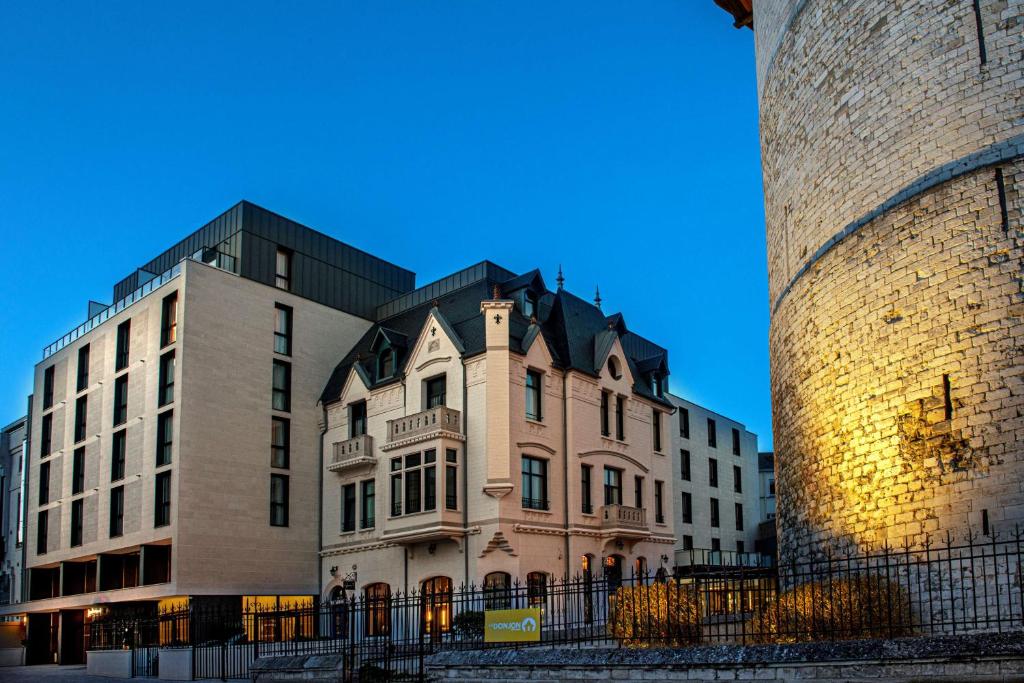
<box><xmin>327</xmin><ymin>434</ymin><xmax>375</xmax><ymax>473</ymax></box>
<box><xmin>383</xmin><ymin>406</ymin><xmax>463</xmax><ymax>450</ymax></box>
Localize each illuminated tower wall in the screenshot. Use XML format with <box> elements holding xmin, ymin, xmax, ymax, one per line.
<box><xmin>757</xmin><ymin>0</ymin><xmax>1024</xmax><ymax>559</ymax></box>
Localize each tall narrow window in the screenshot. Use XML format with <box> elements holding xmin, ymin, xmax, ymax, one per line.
<box><xmin>270</xmin><ymin>474</ymin><xmax>289</xmax><ymax>526</ymax></box>
<box><xmin>521</xmin><ymin>456</ymin><xmax>548</xmax><ymax>510</ymax></box>
<box><xmin>735</xmin><ymin>502</ymin><xmax>744</xmax><ymax>531</ymax></box>
<box><xmin>361</xmin><ymin>479</ymin><xmax>375</xmax><ymax>529</ymax></box>
<box><xmin>737</xmin><ymin>540</ymin><xmax>745</xmax><ymax>555</ymax></box>
<box><xmin>72</xmin><ymin>447</ymin><xmax>85</xmax><ymax>494</ymax></box>
<box><xmin>710</xmin><ymin>497</ymin><xmax>720</xmax><ymax>528</ymax></box>
<box><xmin>424</xmin><ymin>453</ymin><xmax>437</xmax><ymax>511</ymax></box>
<box><xmin>732</xmin><ymin>428</ymin><xmax>741</xmax><ymax>456</ymax></box>
<box><xmin>733</xmin><ymin>465</ymin><xmax>742</xmax><ymax>493</ymax></box>
<box><xmin>110</xmin><ymin>486</ymin><xmax>124</xmax><ymax>538</ymax></box>
<box><xmin>115</xmin><ymin>320</ymin><xmax>131</xmax><ymax>371</ymax></box>
<box><xmin>271</xmin><ymin>417</ymin><xmax>289</xmax><ymax>469</ymax></box>
<box><xmin>445</xmin><ymin>449</ymin><xmax>458</xmax><ymax>510</ymax></box>
<box><xmin>600</xmin><ymin>391</ymin><xmax>611</xmax><ymax>437</ymax></box>
<box><xmin>525</xmin><ymin>370</ymin><xmax>542</xmax><ymax>421</ymax></box>
<box><xmin>679</xmin><ymin>407</ymin><xmax>689</xmax><ymax>438</ymax></box>
<box><xmin>680</xmin><ymin>449</ymin><xmax>691</xmax><ymax>481</ymax></box>
<box><xmin>711</xmin><ymin>538</ymin><xmax>721</xmax><ymax>551</ymax></box>
<box><xmin>405</xmin><ymin>454</ymin><xmax>421</xmax><ymax>514</ymax></box>
<box><xmin>36</xmin><ymin>510</ymin><xmax>48</xmax><ymax>555</ymax></box>
<box><xmin>42</xmin><ymin>366</ymin><xmax>55</xmax><ymax>409</ymax></box>
<box><xmin>113</xmin><ymin>375</ymin><xmax>129</xmax><ymax>426</ymax></box>
<box><xmin>38</xmin><ymin>461</ymin><xmax>50</xmax><ymax>505</ymax></box>
<box><xmin>111</xmin><ymin>430</ymin><xmax>126</xmax><ymax>481</ymax></box>
<box><xmin>425</xmin><ymin>375</ymin><xmax>447</xmax><ymax>409</ymax></box>
<box><xmin>349</xmin><ymin>401</ymin><xmax>367</xmax><ymax>438</ymax></box>
<box><xmin>40</xmin><ymin>414</ymin><xmax>52</xmax><ymax>457</ymax></box>
<box><xmin>707</xmin><ymin>418</ymin><xmax>717</xmax><ymax>448</ymax></box>
<box><xmin>634</xmin><ymin>476</ymin><xmax>644</xmax><ymax>508</ymax></box>
<box><xmin>274</xmin><ymin>304</ymin><xmax>293</xmax><ymax>355</ymax></box>
<box><xmin>390</xmin><ymin>464</ymin><xmax>402</xmax><ymax>517</ymax></box>
<box><xmin>652</xmin><ymin>409</ymin><xmax>662</xmax><ymax>452</ymax></box>
<box><xmin>365</xmin><ymin>583</ymin><xmax>391</xmax><ymax>636</ymax></box>
<box><xmin>378</xmin><ymin>348</ymin><xmax>395</xmax><ymax>380</ymax></box>
<box><xmin>709</xmin><ymin>458</ymin><xmax>718</xmax><ymax>488</ymax></box>
<box><xmin>341</xmin><ymin>483</ymin><xmax>356</xmax><ymax>532</ymax></box>
<box><xmin>681</xmin><ymin>492</ymin><xmax>692</xmax><ymax>524</ymax></box>
<box><xmin>156</xmin><ymin>411</ymin><xmax>174</xmax><ymax>467</ymax></box>
<box><xmin>70</xmin><ymin>499</ymin><xmax>83</xmax><ymax>547</ymax></box>
<box><xmin>275</xmin><ymin>248</ymin><xmax>292</xmax><ymax>290</ymax></box>
<box><xmin>581</xmin><ymin>465</ymin><xmax>593</xmax><ymax>514</ymax></box>
<box><xmin>272</xmin><ymin>360</ymin><xmax>291</xmax><ymax>412</ymax></box>
<box><xmin>158</xmin><ymin>351</ymin><xmax>175</xmax><ymax>407</ymax></box>
<box><xmin>527</xmin><ymin>572</ymin><xmax>547</xmax><ymax>607</ymax></box>
<box><xmin>615</xmin><ymin>396</ymin><xmax>625</xmax><ymax>441</ymax></box>
<box><xmin>603</xmin><ymin>467</ymin><xmax>622</xmax><ymax>506</ymax></box>
<box><xmin>155</xmin><ymin>471</ymin><xmax>172</xmax><ymax>527</ymax></box>
<box><xmin>161</xmin><ymin>292</ymin><xmax>178</xmax><ymax>347</ymax></box>
<box><xmin>77</xmin><ymin>344</ymin><xmax>90</xmax><ymax>392</ymax></box>
<box><xmin>74</xmin><ymin>395</ymin><xmax>88</xmax><ymax>443</ymax></box>
<box><xmin>654</xmin><ymin>481</ymin><xmax>664</xmax><ymax>524</ymax></box>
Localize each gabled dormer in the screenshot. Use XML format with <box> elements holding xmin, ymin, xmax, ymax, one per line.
<box><xmin>500</xmin><ymin>269</ymin><xmax>546</xmax><ymax>320</ymax></box>
<box><xmin>370</xmin><ymin>327</ymin><xmax>408</xmax><ymax>383</ymax></box>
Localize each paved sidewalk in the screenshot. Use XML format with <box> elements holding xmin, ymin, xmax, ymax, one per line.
<box><xmin>0</xmin><ymin>665</ymin><xmax>113</xmax><ymax>682</ymax></box>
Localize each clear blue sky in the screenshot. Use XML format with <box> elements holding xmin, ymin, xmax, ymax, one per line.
<box><xmin>0</xmin><ymin>2</ymin><xmax>767</xmax><ymax>445</ymax></box>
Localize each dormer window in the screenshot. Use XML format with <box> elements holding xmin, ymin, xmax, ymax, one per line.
<box><xmin>522</xmin><ymin>290</ymin><xmax>537</xmax><ymax>319</ymax></box>
<box><xmin>607</xmin><ymin>356</ymin><xmax>622</xmax><ymax>380</ymax></box>
<box><xmin>378</xmin><ymin>347</ymin><xmax>395</xmax><ymax>380</ymax></box>
<box><xmin>650</xmin><ymin>372</ymin><xmax>664</xmax><ymax>398</ymax></box>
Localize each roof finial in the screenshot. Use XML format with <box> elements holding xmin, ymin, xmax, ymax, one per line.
<box><xmin>594</xmin><ymin>285</ymin><xmax>602</xmax><ymax>309</ymax></box>
<box><xmin>556</xmin><ymin>265</ymin><xmax>565</xmax><ymax>291</ymax></box>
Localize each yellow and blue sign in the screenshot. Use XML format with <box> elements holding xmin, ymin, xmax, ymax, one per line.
<box><xmin>483</xmin><ymin>607</ymin><xmax>542</xmax><ymax>642</ymax></box>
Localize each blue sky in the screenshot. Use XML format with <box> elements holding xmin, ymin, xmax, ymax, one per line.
<box><xmin>0</xmin><ymin>2</ymin><xmax>767</xmax><ymax>445</ymax></box>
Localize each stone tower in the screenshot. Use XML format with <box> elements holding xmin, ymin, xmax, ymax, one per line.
<box><xmin>725</xmin><ymin>0</ymin><xmax>1024</xmax><ymax>560</ymax></box>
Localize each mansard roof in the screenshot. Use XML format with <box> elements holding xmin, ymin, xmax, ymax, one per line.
<box><xmin>319</xmin><ymin>262</ymin><xmax>672</xmax><ymax>407</ymax></box>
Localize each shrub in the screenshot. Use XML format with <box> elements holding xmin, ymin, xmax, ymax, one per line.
<box><xmin>747</xmin><ymin>575</ymin><xmax>915</xmax><ymax>643</ymax></box>
<box><xmin>452</xmin><ymin>610</ymin><xmax>484</xmax><ymax>640</ymax></box>
<box><xmin>607</xmin><ymin>582</ymin><xmax>702</xmax><ymax>648</ymax></box>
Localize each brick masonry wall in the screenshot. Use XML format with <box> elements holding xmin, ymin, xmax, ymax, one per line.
<box><xmin>755</xmin><ymin>0</ymin><xmax>1024</xmax><ymax>559</ymax></box>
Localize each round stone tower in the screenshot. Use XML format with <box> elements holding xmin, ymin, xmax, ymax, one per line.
<box><xmin>755</xmin><ymin>0</ymin><xmax>1024</xmax><ymax>560</ymax></box>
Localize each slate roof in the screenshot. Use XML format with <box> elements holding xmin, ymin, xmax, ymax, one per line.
<box><xmin>319</xmin><ymin>262</ymin><xmax>672</xmax><ymax>408</ymax></box>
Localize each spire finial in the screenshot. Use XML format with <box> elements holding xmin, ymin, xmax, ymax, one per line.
<box><xmin>594</xmin><ymin>285</ymin><xmax>602</xmax><ymax>309</ymax></box>
<box><xmin>556</xmin><ymin>265</ymin><xmax>565</xmax><ymax>291</ymax></box>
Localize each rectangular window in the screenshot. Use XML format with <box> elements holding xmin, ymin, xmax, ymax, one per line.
<box><xmin>110</xmin><ymin>486</ymin><xmax>124</xmax><ymax>538</ymax></box>
<box><xmin>581</xmin><ymin>465</ymin><xmax>593</xmax><ymax>514</ymax></box>
<box><xmin>735</xmin><ymin>502</ymin><xmax>744</xmax><ymax>531</ymax></box>
<box><xmin>603</xmin><ymin>467</ymin><xmax>622</xmax><ymax>506</ymax></box>
<box><xmin>161</xmin><ymin>292</ymin><xmax>178</xmax><ymax>347</ymax></box>
<box><xmin>634</xmin><ymin>475</ymin><xmax>644</xmax><ymax>509</ymax></box>
<box><xmin>36</xmin><ymin>510</ymin><xmax>47</xmax><ymax>555</ymax></box>
<box><xmin>680</xmin><ymin>449</ymin><xmax>691</xmax><ymax>481</ymax></box>
<box><xmin>390</xmin><ymin>467</ymin><xmax>402</xmax><ymax>517</ymax></box>
<box><xmin>271</xmin><ymin>417</ymin><xmax>289</xmax><ymax>469</ymax></box>
<box><xmin>38</xmin><ymin>461</ymin><xmax>50</xmax><ymax>505</ymax></box>
<box><xmin>709</xmin><ymin>458</ymin><xmax>718</xmax><ymax>488</ymax></box>
<box><xmin>390</xmin><ymin>451</ymin><xmax>436</xmax><ymax>516</ymax></box>
<box><xmin>681</xmin><ymin>491</ymin><xmax>692</xmax><ymax>523</ymax></box>
<box><xmin>710</xmin><ymin>497</ymin><xmax>720</xmax><ymax>528</ymax></box>
<box><xmin>42</xmin><ymin>366</ymin><xmax>55</xmax><ymax>409</ymax></box>
<box><xmin>770</xmin><ymin>478</ymin><xmax>776</xmax><ymax>495</ymax></box>
<box><xmin>113</xmin><ymin>375</ymin><xmax>128</xmax><ymax>426</ymax></box>
<box><xmin>521</xmin><ymin>456</ymin><xmax>548</xmax><ymax>510</ymax></box>
<box><xmin>405</xmin><ymin>460</ymin><xmax>422</xmax><ymax>514</ymax></box>
<box><xmin>425</xmin><ymin>375</ymin><xmax>447</xmax><ymax>409</ymax></box>
<box><xmin>157</xmin><ymin>410</ymin><xmax>174</xmax><ymax>467</ymax></box>
<box><xmin>155</xmin><ymin>471</ymin><xmax>172</xmax><ymax>527</ymax></box>
<box><xmin>683</xmin><ymin>534</ymin><xmax>693</xmax><ymax>551</ymax></box>
<box><xmin>679</xmin><ymin>407</ymin><xmax>689</xmax><ymax>438</ymax></box>
<box><xmin>652</xmin><ymin>410</ymin><xmax>662</xmax><ymax>452</ymax></box>
<box><xmin>274</xmin><ymin>304</ymin><xmax>292</xmax><ymax>355</ymax></box>
<box><xmin>733</xmin><ymin>465</ymin><xmax>742</xmax><ymax>493</ymax></box>
<box><xmin>732</xmin><ymin>429</ymin><xmax>741</xmax><ymax>456</ymax></box>
<box><xmin>349</xmin><ymin>401</ymin><xmax>367</xmax><ymax>438</ymax></box>
<box><xmin>424</xmin><ymin>451</ymin><xmax>437</xmax><ymax>511</ymax></box>
<box><xmin>74</xmin><ymin>395</ymin><xmax>87</xmax><ymax>443</ymax></box>
<box><xmin>270</xmin><ymin>474</ymin><xmax>288</xmax><ymax>526</ymax></box>
<box><xmin>275</xmin><ymin>247</ymin><xmax>292</xmax><ymax>290</ymax></box>
<box><xmin>525</xmin><ymin>370</ymin><xmax>542</xmax><ymax>421</ymax></box>
<box><xmin>445</xmin><ymin>449</ymin><xmax>458</xmax><ymax>510</ymax></box>
<box><xmin>40</xmin><ymin>414</ymin><xmax>52</xmax><ymax>457</ymax></box>
<box><xmin>272</xmin><ymin>360</ymin><xmax>291</xmax><ymax>412</ymax></box>
<box><xmin>600</xmin><ymin>391</ymin><xmax>611</xmax><ymax>437</ymax></box>
<box><xmin>615</xmin><ymin>396</ymin><xmax>625</xmax><ymax>441</ymax></box>
<box><xmin>111</xmin><ymin>429</ymin><xmax>126</xmax><ymax>481</ymax></box>
<box><xmin>72</xmin><ymin>447</ymin><xmax>85</xmax><ymax>494</ymax></box>
<box><xmin>707</xmin><ymin>418</ymin><xmax>717</xmax><ymax>448</ymax></box>
<box><xmin>341</xmin><ymin>483</ymin><xmax>356</xmax><ymax>532</ymax></box>
<box><xmin>158</xmin><ymin>351</ymin><xmax>175</xmax><ymax>407</ymax></box>
<box><xmin>115</xmin><ymin>320</ymin><xmax>131</xmax><ymax>371</ymax></box>
<box><xmin>361</xmin><ymin>479</ymin><xmax>375</xmax><ymax>529</ymax></box>
<box><xmin>654</xmin><ymin>481</ymin><xmax>664</xmax><ymax>524</ymax></box>
<box><xmin>70</xmin><ymin>499</ymin><xmax>83</xmax><ymax>547</ymax></box>
<box><xmin>77</xmin><ymin>344</ymin><xmax>90</xmax><ymax>392</ymax></box>
<box><xmin>737</xmin><ymin>540</ymin><xmax>745</xmax><ymax>555</ymax></box>
<box><xmin>711</xmin><ymin>537</ymin><xmax>721</xmax><ymax>552</ymax></box>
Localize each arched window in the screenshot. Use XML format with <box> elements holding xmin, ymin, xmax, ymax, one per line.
<box><xmin>607</xmin><ymin>356</ymin><xmax>622</xmax><ymax>380</ymax></box>
<box><xmin>364</xmin><ymin>583</ymin><xmax>391</xmax><ymax>637</ymax></box>
<box><xmin>526</xmin><ymin>572</ymin><xmax>547</xmax><ymax>607</ymax></box>
<box><xmin>378</xmin><ymin>348</ymin><xmax>395</xmax><ymax>380</ymax></box>
<box><xmin>483</xmin><ymin>571</ymin><xmax>512</xmax><ymax>610</ymax></box>
<box><xmin>421</xmin><ymin>576</ymin><xmax>452</xmax><ymax>636</ymax></box>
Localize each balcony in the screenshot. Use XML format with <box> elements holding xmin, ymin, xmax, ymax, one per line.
<box><xmin>384</xmin><ymin>406</ymin><xmax>463</xmax><ymax>450</ymax></box>
<box><xmin>327</xmin><ymin>434</ymin><xmax>375</xmax><ymax>473</ymax></box>
<box><xmin>600</xmin><ymin>504</ymin><xmax>648</xmax><ymax>539</ymax></box>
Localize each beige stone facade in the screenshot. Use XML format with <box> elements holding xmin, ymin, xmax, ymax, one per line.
<box><xmin>753</xmin><ymin>0</ymin><xmax>1024</xmax><ymax>558</ymax></box>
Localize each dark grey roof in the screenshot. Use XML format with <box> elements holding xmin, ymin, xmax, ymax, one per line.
<box><xmin>320</xmin><ymin>263</ymin><xmax>672</xmax><ymax>407</ymax></box>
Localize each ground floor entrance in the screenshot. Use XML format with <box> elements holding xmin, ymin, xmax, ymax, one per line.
<box><xmin>24</xmin><ymin>609</ymin><xmax>88</xmax><ymax>666</ymax></box>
